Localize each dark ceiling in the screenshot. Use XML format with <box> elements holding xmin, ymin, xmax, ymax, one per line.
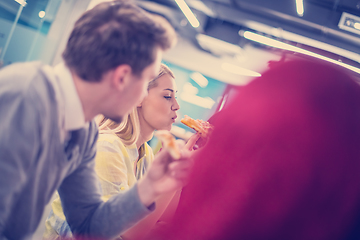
<box><xmin>136</xmin><ymin>0</ymin><xmax>360</xmax><ymax>70</ymax></box>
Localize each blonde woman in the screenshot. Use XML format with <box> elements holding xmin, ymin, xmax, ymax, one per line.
<box><xmin>44</xmin><ymin>64</ymin><xmax>196</xmax><ymax>240</ymax></box>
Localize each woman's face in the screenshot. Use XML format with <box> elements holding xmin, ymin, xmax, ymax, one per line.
<box><xmin>138</xmin><ymin>73</ymin><xmax>179</xmax><ymax>131</ymax></box>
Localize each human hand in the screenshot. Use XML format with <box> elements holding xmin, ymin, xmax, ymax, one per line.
<box><xmin>137</xmin><ymin>140</ymin><xmax>193</xmax><ymax>206</ymax></box>
<box><xmin>184</xmin><ymin>132</ymin><xmax>201</xmax><ymax>151</ymax></box>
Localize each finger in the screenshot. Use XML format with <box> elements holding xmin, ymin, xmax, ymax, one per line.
<box><xmin>178</xmin><ymin>148</ymin><xmax>193</xmax><ymax>160</ymax></box>
<box><xmin>168</xmin><ymin>159</ymin><xmax>193</xmax><ymax>172</ymax></box>
<box><xmin>185</xmin><ymin>133</ymin><xmax>201</xmax><ymax>151</ymax></box>
<box><xmin>152</xmin><ymin>148</ymin><xmax>172</xmax><ymax>165</ymax></box>
<box><xmin>175</xmin><ymin>139</ymin><xmax>185</xmax><ymax>148</ymax></box>
<box><xmin>171</xmin><ymin>170</ymin><xmax>190</xmax><ymax>180</ymax></box>
<box><xmin>170</xmin><ymin>169</ymin><xmax>192</xmax><ymax>187</ymax></box>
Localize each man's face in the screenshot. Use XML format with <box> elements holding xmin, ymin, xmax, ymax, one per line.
<box><xmin>104</xmin><ymin>49</ymin><xmax>163</xmax><ymax>123</ymax></box>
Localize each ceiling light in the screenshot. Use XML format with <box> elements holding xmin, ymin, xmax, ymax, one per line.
<box><xmin>196</xmin><ymin>34</ymin><xmax>242</xmax><ymax>56</ymax></box>
<box><xmin>354</xmin><ymin>22</ymin><xmax>360</xmax><ymax>30</ymax></box>
<box><xmin>175</xmin><ymin>0</ymin><xmax>200</xmax><ymax>28</ymax></box>
<box><xmin>190</xmin><ymin>72</ymin><xmax>208</xmax><ymax>88</ymax></box>
<box><xmin>338</xmin><ymin>12</ymin><xmax>360</xmax><ymax>35</ymax></box>
<box><xmin>242</xmin><ymin>21</ymin><xmax>360</xmax><ymax>64</ymax></box>
<box><xmin>183</xmin><ymin>82</ymin><xmax>198</xmax><ymax>94</ymax></box>
<box><xmin>38</xmin><ymin>11</ymin><xmax>45</xmax><ymax>18</ymax></box>
<box><xmin>295</xmin><ymin>0</ymin><xmax>304</xmax><ymax>17</ymax></box>
<box><xmin>187</xmin><ymin>0</ymin><xmax>215</xmax><ymax>17</ymax></box>
<box><xmin>221</xmin><ymin>62</ymin><xmax>262</xmax><ymax>77</ymax></box>
<box><xmin>14</xmin><ymin>0</ymin><xmax>27</xmax><ymax>6</ymax></box>
<box><xmin>180</xmin><ymin>92</ymin><xmax>215</xmax><ymax>109</ymax></box>
<box><xmin>243</xmin><ymin>31</ymin><xmax>360</xmax><ymax>74</ymax></box>
<box><xmin>243</xmin><ymin>31</ymin><xmax>299</xmax><ymax>51</ymax></box>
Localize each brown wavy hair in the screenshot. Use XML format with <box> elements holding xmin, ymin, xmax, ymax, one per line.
<box><xmin>63</xmin><ymin>0</ymin><xmax>176</xmax><ymax>82</ymax></box>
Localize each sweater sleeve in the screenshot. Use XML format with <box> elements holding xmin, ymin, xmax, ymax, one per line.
<box><xmin>58</xmin><ymin>124</ymin><xmax>153</xmax><ymax>239</ymax></box>
<box><xmin>44</xmin><ymin>136</ymin><xmax>136</xmax><ymax>239</ymax></box>
<box><xmin>0</xmin><ymin>74</ymin><xmax>41</xmax><ymax>235</ymax></box>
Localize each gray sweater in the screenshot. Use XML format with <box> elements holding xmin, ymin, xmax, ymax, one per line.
<box><xmin>0</xmin><ymin>62</ymin><xmax>151</xmax><ymax>240</ymax></box>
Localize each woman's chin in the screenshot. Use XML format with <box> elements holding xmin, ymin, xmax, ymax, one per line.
<box><xmin>157</xmin><ymin>125</ymin><xmax>172</xmax><ymax>131</ymax></box>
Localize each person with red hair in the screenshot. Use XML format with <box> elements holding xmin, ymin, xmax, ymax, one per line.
<box><xmin>154</xmin><ymin>59</ymin><xmax>360</xmax><ymax>240</ymax></box>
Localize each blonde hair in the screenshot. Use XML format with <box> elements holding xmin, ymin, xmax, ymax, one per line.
<box><xmin>148</xmin><ymin>63</ymin><xmax>174</xmax><ymax>90</ymax></box>
<box><xmin>96</xmin><ymin>108</ymin><xmax>140</xmax><ymax>146</ymax></box>
<box><xmin>96</xmin><ymin>63</ymin><xmax>175</xmax><ymax>146</ymax></box>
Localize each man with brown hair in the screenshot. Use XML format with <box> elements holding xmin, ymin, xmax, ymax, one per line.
<box><xmin>0</xmin><ymin>1</ymin><xmax>190</xmax><ymax>239</ymax></box>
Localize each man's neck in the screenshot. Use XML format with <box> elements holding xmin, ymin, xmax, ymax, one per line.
<box><xmin>71</xmin><ymin>71</ymin><xmax>105</xmax><ymax>122</ymax></box>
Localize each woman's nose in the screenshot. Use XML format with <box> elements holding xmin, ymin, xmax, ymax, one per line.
<box><xmin>172</xmin><ymin>99</ymin><xmax>180</xmax><ymax>111</ymax></box>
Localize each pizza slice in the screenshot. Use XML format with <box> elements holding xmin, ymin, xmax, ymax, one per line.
<box><xmin>180</xmin><ymin>115</ymin><xmax>214</xmax><ymax>138</ymax></box>
<box><xmin>155</xmin><ymin>130</ymin><xmax>181</xmax><ymax>159</ymax></box>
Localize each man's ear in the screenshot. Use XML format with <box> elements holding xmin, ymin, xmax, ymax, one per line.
<box><xmin>112</xmin><ymin>64</ymin><xmax>132</xmax><ymax>91</ymax></box>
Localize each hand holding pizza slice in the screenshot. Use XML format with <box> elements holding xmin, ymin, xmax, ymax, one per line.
<box><xmin>181</xmin><ymin>115</ymin><xmax>214</xmax><ymax>150</ymax></box>
<box><xmin>155</xmin><ymin>130</ymin><xmax>181</xmax><ymax>159</ymax></box>
<box><xmin>180</xmin><ymin>115</ymin><xmax>214</xmax><ymax>138</ymax></box>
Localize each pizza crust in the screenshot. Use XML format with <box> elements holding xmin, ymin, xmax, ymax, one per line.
<box><xmin>155</xmin><ymin>130</ymin><xmax>181</xmax><ymax>159</ymax></box>
<box><xmin>180</xmin><ymin>115</ymin><xmax>213</xmax><ymax>138</ymax></box>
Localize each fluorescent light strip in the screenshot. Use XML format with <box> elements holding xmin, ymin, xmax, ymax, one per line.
<box><xmin>190</xmin><ymin>72</ymin><xmax>208</xmax><ymax>88</ymax></box>
<box><xmin>188</xmin><ymin>0</ymin><xmax>215</xmax><ymax>17</ymax></box>
<box><xmin>196</xmin><ymin>33</ymin><xmax>243</xmax><ymax>55</ymax></box>
<box><xmin>14</xmin><ymin>0</ymin><xmax>27</xmax><ymax>7</ymax></box>
<box><xmin>180</xmin><ymin>92</ymin><xmax>215</xmax><ymax>109</ymax></box>
<box><xmin>244</xmin><ymin>21</ymin><xmax>360</xmax><ymax>63</ymax></box>
<box><xmin>296</xmin><ymin>0</ymin><xmax>304</xmax><ymax>17</ymax></box>
<box><xmin>221</xmin><ymin>62</ymin><xmax>262</xmax><ymax>77</ymax></box>
<box><xmin>175</xmin><ymin>0</ymin><xmax>200</xmax><ymax>28</ymax></box>
<box><xmin>243</xmin><ymin>31</ymin><xmax>360</xmax><ymax>74</ymax></box>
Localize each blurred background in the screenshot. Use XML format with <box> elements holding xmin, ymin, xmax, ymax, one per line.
<box><xmin>1</xmin><ymin>0</ymin><xmax>360</xmax><ymax>237</ymax></box>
